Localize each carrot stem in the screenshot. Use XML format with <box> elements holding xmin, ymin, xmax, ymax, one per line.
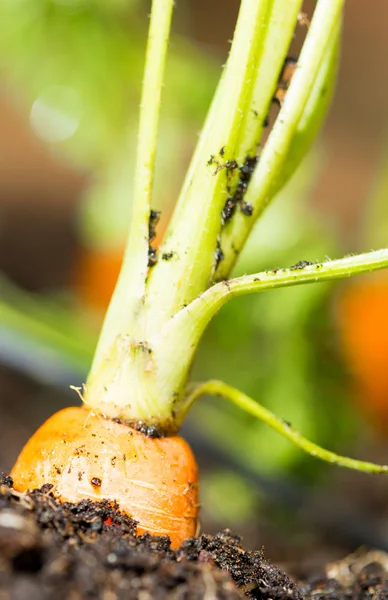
<box><xmin>144</xmin><ymin>0</ymin><xmax>275</xmax><ymax>329</ymax></box>
<box><xmin>173</xmin><ymin>249</ymin><xmax>388</xmax><ymax>346</ymax></box>
<box><xmin>247</xmin><ymin>0</ymin><xmax>343</xmax><ymax>211</ymax></box>
<box><xmin>186</xmin><ymin>380</ymin><xmax>388</xmax><ymax>475</ymax></box>
<box><xmin>216</xmin><ymin>0</ymin><xmax>343</xmax><ymax>280</ymax></box>
<box><xmin>83</xmin><ymin>0</ymin><xmax>347</xmax><ymax>428</ymax></box>
<box><xmin>235</xmin><ymin>0</ymin><xmax>303</xmax><ymax>173</ymax></box>
<box><xmin>91</xmin><ymin>0</ymin><xmax>175</xmax><ymax>371</ymax></box>
<box><xmin>160</xmin><ymin>250</ymin><xmax>388</xmax><ymax>425</ymax></box>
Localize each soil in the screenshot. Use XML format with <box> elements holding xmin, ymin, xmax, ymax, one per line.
<box><xmin>1</xmin><ymin>476</ymin><xmax>388</xmax><ymax>599</ymax></box>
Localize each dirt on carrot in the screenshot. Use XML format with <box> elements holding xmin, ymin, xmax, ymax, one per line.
<box><xmin>10</xmin><ymin>407</ymin><xmax>199</xmax><ymax>549</ymax></box>
<box><xmin>2</xmin><ymin>475</ymin><xmax>388</xmax><ymax>599</ymax></box>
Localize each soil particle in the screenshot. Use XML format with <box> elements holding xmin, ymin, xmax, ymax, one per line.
<box><xmin>215</xmin><ymin>238</ymin><xmax>225</xmax><ymax>269</ymax></box>
<box><xmin>148</xmin><ymin>209</ymin><xmax>161</xmax><ymax>268</ymax></box>
<box><xmin>162</xmin><ymin>251</ymin><xmax>175</xmax><ymax>261</ymax></box>
<box><xmin>240</xmin><ymin>201</ymin><xmax>253</xmax><ymax>216</ymax></box>
<box><xmin>289</xmin><ymin>260</ymin><xmax>315</xmax><ymax>270</ymax></box>
<box><xmin>221</xmin><ymin>155</ymin><xmax>258</xmax><ymax>224</ymax></box>
<box><xmin>134</xmin><ymin>422</ymin><xmax>164</xmax><ymax>439</ymax></box>
<box><xmin>2</xmin><ymin>475</ymin><xmax>388</xmax><ymax>599</ymax></box>
<box><xmin>179</xmin><ymin>530</ymin><xmax>302</xmax><ymax>599</ymax></box>
<box><xmin>111</xmin><ymin>415</ymin><xmax>163</xmax><ymax>439</ymax></box>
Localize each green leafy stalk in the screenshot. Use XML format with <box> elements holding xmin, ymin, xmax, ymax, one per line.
<box><xmin>216</xmin><ymin>1</ymin><xmax>343</xmax><ymax>280</ymax></box>
<box><xmin>158</xmin><ymin>249</ymin><xmax>388</xmax><ymax>419</ymax></box>
<box><xmin>84</xmin><ymin>0</ymin><xmax>359</xmax><ymax>432</ymax></box>
<box><xmin>185</xmin><ymin>380</ymin><xmax>388</xmax><ymax>474</ymax></box>
<box><xmin>144</xmin><ymin>0</ymin><xmax>275</xmax><ymax>333</ymax></box>
<box><xmin>202</xmin><ymin>248</ymin><xmax>388</xmax><ymax>316</ymax></box>
<box><xmin>269</xmin><ymin>22</ymin><xmax>340</xmax><ymax>198</ymax></box>
<box><xmin>248</xmin><ymin>0</ymin><xmax>343</xmax><ymax>211</ymax></box>
<box><xmin>5</xmin><ymin>0</ymin><xmax>388</xmax><ymax>479</ymax></box>
<box><xmin>90</xmin><ymin>0</ymin><xmax>175</xmax><ymax>373</ymax></box>
<box><xmin>235</xmin><ymin>0</ymin><xmax>303</xmax><ymax>159</ymax></box>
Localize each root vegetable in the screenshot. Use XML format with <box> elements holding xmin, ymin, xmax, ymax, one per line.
<box><xmin>11</xmin><ymin>407</ymin><xmax>199</xmax><ymax>549</ymax></box>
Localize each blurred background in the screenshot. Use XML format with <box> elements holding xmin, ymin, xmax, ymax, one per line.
<box><xmin>1</xmin><ymin>0</ymin><xmax>388</xmax><ymax>577</ymax></box>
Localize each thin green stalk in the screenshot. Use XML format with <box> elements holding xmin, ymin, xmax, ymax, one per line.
<box><xmin>216</xmin><ymin>0</ymin><xmax>343</xmax><ymax>280</ymax></box>
<box><xmin>159</xmin><ymin>248</ymin><xmax>388</xmax><ymax>415</ymax></box>
<box><xmin>144</xmin><ymin>0</ymin><xmax>273</xmax><ymax>333</ymax></box>
<box><xmin>220</xmin><ymin>248</ymin><xmax>388</xmax><ymax>300</ymax></box>
<box><xmin>89</xmin><ymin>0</ymin><xmax>174</xmax><ymax>373</ymax></box>
<box><xmin>235</xmin><ymin>0</ymin><xmax>303</xmax><ymax>159</ymax></box>
<box><xmin>216</xmin><ymin>0</ymin><xmax>303</xmax><ymax>276</ymax></box>
<box><xmin>195</xmin><ymin>248</ymin><xmax>388</xmax><ymax>325</ymax></box>
<box><xmin>186</xmin><ymin>380</ymin><xmax>388</xmax><ymax>474</ymax></box>
<box><xmin>270</xmin><ymin>21</ymin><xmax>340</xmax><ymax>198</ymax></box>
<box><xmin>153</xmin><ymin>248</ymin><xmax>388</xmax><ymax>427</ymax></box>
<box><xmin>249</xmin><ymin>0</ymin><xmax>343</xmax><ymax>210</ymax></box>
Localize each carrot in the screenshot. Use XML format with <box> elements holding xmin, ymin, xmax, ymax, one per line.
<box><xmin>11</xmin><ymin>407</ymin><xmax>198</xmax><ymax>549</ymax></box>
<box><xmin>11</xmin><ymin>0</ymin><xmax>388</xmax><ymax>556</ymax></box>
<box><xmin>337</xmin><ymin>275</ymin><xmax>388</xmax><ymax>432</ymax></box>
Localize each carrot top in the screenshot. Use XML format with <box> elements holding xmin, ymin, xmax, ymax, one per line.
<box><xmin>75</xmin><ymin>0</ymin><xmax>388</xmax><ymax>473</ymax></box>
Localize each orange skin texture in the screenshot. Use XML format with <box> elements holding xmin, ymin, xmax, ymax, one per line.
<box><xmin>11</xmin><ymin>407</ymin><xmax>199</xmax><ymax>549</ymax></box>
<box><xmin>337</xmin><ymin>277</ymin><xmax>388</xmax><ymax>431</ymax></box>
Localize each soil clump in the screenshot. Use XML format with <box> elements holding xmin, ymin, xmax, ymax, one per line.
<box><xmin>1</xmin><ymin>475</ymin><xmax>387</xmax><ymax>599</ymax></box>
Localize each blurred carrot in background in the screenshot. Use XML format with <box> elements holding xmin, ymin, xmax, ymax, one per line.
<box><xmin>337</xmin><ymin>147</ymin><xmax>388</xmax><ymax>433</ymax></box>
<box><xmin>74</xmin><ymin>246</ymin><xmax>123</xmax><ymax>314</ymax></box>
<box><xmin>338</xmin><ymin>276</ymin><xmax>388</xmax><ymax>431</ymax></box>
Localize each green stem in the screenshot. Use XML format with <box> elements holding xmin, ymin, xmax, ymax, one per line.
<box><xmin>186</xmin><ymin>380</ymin><xmax>388</xmax><ymax>474</ymax></box>
<box><xmin>216</xmin><ymin>0</ymin><xmax>343</xmax><ymax>280</ymax></box>
<box><xmin>235</xmin><ymin>0</ymin><xmax>303</xmax><ymax>159</ymax></box>
<box><xmin>177</xmin><ymin>249</ymin><xmax>388</xmax><ymax>337</ymax></box>
<box><xmin>160</xmin><ymin>249</ymin><xmax>388</xmax><ymax>417</ymax></box>
<box><xmin>249</xmin><ymin>0</ymin><xmax>343</xmax><ymax>209</ymax></box>
<box><xmin>89</xmin><ymin>0</ymin><xmax>174</xmax><ymax>373</ymax></box>
<box><xmin>144</xmin><ymin>0</ymin><xmax>273</xmax><ymax>333</ymax></box>
<box><xmin>82</xmin><ymin>0</ymin><xmax>350</xmax><ymax>429</ymax></box>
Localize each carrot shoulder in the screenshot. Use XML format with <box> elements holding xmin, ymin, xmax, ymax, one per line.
<box><xmin>11</xmin><ymin>407</ymin><xmax>199</xmax><ymax>549</ymax></box>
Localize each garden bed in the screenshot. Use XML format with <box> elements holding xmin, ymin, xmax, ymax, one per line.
<box><xmin>1</xmin><ymin>475</ymin><xmax>387</xmax><ymax>599</ymax></box>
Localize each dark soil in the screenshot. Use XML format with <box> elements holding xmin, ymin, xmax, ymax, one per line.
<box><xmin>1</xmin><ymin>476</ymin><xmax>388</xmax><ymax>599</ymax></box>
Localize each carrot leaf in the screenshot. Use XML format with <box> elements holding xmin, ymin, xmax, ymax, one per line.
<box><xmin>186</xmin><ymin>380</ymin><xmax>388</xmax><ymax>475</ymax></box>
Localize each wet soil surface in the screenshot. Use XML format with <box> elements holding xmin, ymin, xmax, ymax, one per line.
<box><xmin>1</xmin><ymin>476</ymin><xmax>388</xmax><ymax>599</ymax></box>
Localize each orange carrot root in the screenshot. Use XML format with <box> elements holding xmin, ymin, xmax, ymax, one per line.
<box><xmin>11</xmin><ymin>407</ymin><xmax>199</xmax><ymax>549</ymax></box>
<box><xmin>337</xmin><ymin>277</ymin><xmax>388</xmax><ymax>431</ymax></box>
